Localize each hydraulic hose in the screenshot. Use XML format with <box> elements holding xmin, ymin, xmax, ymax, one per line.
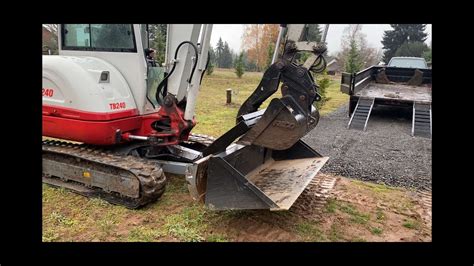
<box><xmin>155</xmin><ymin>41</ymin><xmax>199</xmax><ymax>105</ymax></box>
<box><xmin>310</xmin><ymin>54</ymin><xmax>327</xmax><ymax>73</ymax></box>
<box><xmin>146</xmin><ymin>90</ymin><xmax>156</xmax><ymax>109</ymax></box>
<box><xmin>200</xmin><ymin>51</ymin><xmax>211</xmax><ymax>84</ymax></box>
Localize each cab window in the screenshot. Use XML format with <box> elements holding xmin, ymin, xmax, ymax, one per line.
<box><xmin>62</xmin><ymin>24</ymin><xmax>136</xmax><ymax>52</ymax></box>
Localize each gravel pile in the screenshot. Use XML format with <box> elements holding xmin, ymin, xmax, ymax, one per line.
<box><xmin>303</xmin><ymin>104</ymin><xmax>432</xmax><ymax>190</ymax></box>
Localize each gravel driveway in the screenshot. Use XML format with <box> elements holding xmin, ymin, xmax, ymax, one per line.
<box><xmin>304</xmin><ymin>104</ymin><xmax>432</xmax><ymax>190</ymax></box>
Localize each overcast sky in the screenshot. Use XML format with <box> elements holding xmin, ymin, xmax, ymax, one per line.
<box><xmin>210</xmin><ymin>24</ymin><xmax>432</xmax><ymax>55</ymax></box>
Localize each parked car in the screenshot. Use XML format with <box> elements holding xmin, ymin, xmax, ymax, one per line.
<box><xmin>387</xmin><ymin>57</ymin><xmax>428</xmax><ymax>69</ymax></box>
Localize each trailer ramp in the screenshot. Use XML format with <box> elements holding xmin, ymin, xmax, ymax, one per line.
<box><xmin>348</xmin><ymin>98</ymin><xmax>375</xmax><ymax>131</ymax></box>
<box><xmin>412</xmin><ymin>102</ymin><xmax>431</xmax><ymax>138</ymax></box>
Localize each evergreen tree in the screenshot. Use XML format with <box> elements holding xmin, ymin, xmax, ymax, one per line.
<box><xmin>206</xmin><ymin>62</ymin><xmax>215</xmax><ymax>75</ymax></box>
<box><xmin>305</xmin><ymin>24</ymin><xmax>322</xmax><ymax>42</ymax></box>
<box><xmin>148</xmin><ymin>24</ymin><xmax>167</xmax><ymax>66</ymax></box>
<box><xmin>394</xmin><ymin>41</ymin><xmax>429</xmax><ymax>58</ymax></box>
<box><xmin>222</xmin><ymin>42</ymin><xmax>233</xmax><ymax>68</ymax></box>
<box><xmin>345</xmin><ymin>39</ymin><xmax>364</xmax><ymax>73</ymax></box>
<box><xmin>208</xmin><ymin>47</ymin><xmax>216</xmax><ymax>64</ymax></box>
<box><xmin>148</xmin><ymin>24</ymin><xmax>167</xmax><ymax>40</ymax></box>
<box><xmin>235</xmin><ymin>52</ymin><xmax>245</xmax><ymax>78</ymax></box>
<box><xmin>216</xmin><ymin>37</ymin><xmax>224</xmax><ymax>68</ymax></box>
<box><xmin>206</xmin><ymin>47</ymin><xmax>216</xmax><ymax>75</ymax></box>
<box><xmin>382</xmin><ymin>24</ymin><xmax>427</xmax><ymax>63</ymax></box>
<box><xmin>315</xmin><ymin>69</ymin><xmax>331</xmax><ymax>109</ymax></box>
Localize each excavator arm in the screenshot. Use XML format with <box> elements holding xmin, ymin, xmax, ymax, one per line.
<box><xmin>204</xmin><ymin>24</ymin><xmax>329</xmax><ymax>153</ymax></box>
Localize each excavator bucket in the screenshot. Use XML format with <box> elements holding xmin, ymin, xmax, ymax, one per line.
<box><xmin>237</xmin><ymin>97</ymin><xmax>319</xmax><ymax>151</ymax></box>
<box><xmin>204</xmin><ymin>140</ymin><xmax>328</xmax><ymax>210</ymax></box>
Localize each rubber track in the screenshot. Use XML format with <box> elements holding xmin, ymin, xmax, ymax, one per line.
<box><xmin>43</xmin><ymin>140</ymin><xmax>166</xmax><ymax>209</ymax></box>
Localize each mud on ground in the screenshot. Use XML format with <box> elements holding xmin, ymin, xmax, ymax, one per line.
<box><xmin>208</xmin><ymin>174</ymin><xmax>431</xmax><ymax>242</ymax></box>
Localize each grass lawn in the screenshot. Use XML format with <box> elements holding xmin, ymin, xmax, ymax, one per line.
<box><xmin>193</xmin><ymin>68</ymin><xmax>347</xmax><ymax>137</ymax></box>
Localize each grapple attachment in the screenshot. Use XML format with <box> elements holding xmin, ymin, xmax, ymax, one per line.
<box><xmin>237</xmin><ymin>97</ymin><xmax>319</xmax><ymax>150</ymax></box>
<box><xmin>170</xmin><ymin>26</ymin><xmax>330</xmax><ymax>211</ymax></box>
<box><xmin>204</xmin><ymin>140</ymin><xmax>328</xmax><ymax>210</ymax></box>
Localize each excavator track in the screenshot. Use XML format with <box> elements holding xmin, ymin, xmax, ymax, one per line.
<box><xmin>42</xmin><ymin>140</ymin><xmax>166</xmax><ymax>209</ymax></box>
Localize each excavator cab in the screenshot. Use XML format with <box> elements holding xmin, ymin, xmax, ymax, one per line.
<box><xmin>146</xmin><ymin>66</ymin><xmax>165</xmax><ymax>107</ymax></box>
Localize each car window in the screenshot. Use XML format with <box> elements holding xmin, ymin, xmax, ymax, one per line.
<box><xmin>388</xmin><ymin>58</ymin><xmax>427</xmax><ymax>69</ymax></box>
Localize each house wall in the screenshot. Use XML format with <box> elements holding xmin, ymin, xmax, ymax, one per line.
<box><xmin>43</xmin><ymin>28</ymin><xmax>53</xmax><ymax>44</ymax></box>
<box><xmin>326</xmin><ymin>61</ymin><xmax>343</xmax><ymax>75</ymax></box>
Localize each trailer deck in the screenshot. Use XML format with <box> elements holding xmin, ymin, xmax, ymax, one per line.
<box><xmin>354</xmin><ymin>83</ymin><xmax>431</xmax><ymax>103</ymax></box>
<box><xmin>341</xmin><ymin>65</ymin><xmax>432</xmax><ymax>137</ymax></box>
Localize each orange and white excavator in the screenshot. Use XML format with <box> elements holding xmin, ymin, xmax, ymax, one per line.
<box><xmin>42</xmin><ymin>24</ymin><xmax>330</xmax><ymax>210</ymax></box>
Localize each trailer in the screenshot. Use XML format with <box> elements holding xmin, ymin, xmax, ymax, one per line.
<box><xmin>340</xmin><ymin>65</ymin><xmax>432</xmax><ymax>137</ymax></box>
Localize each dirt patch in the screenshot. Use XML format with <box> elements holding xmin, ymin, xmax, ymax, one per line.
<box><xmin>113</xmin><ymin>214</ymin><xmax>145</xmax><ymax>237</ymax></box>
<box><xmin>321</xmin><ymin>178</ymin><xmax>431</xmax><ymax>242</ymax></box>
<box><xmin>224</xmin><ymin>216</ymin><xmax>299</xmax><ymax>242</ymax></box>
<box><xmin>202</xmin><ymin>175</ymin><xmax>431</xmax><ymax>242</ymax></box>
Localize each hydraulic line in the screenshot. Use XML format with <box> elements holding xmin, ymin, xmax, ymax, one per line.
<box><xmin>155</xmin><ymin>41</ymin><xmax>199</xmax><ymax>105</ymax></box>
<box><xmin>199</xmin><ymin>51</ymin><xmax>211</xmax><ymax>84</ymax></box>
<box><xmin>310</xmin><ymin>55</ymin><xmax>327</xmax><ymax>73</ymax></box>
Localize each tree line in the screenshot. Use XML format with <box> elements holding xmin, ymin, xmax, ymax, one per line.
<box><xmin>381</xmin><ymin>24</ymin><xmax>431</xmax><ymax>64</ymax></box>
<box><xmin>238</xmin><ymin>24</ymin><xmax>431</xmax><ymax>74</ymax></box>
<box><xmin>43</xmin><ymin>24</ymin><xmax>431</xmax><ymax>76</ymax></box>
<box><xmin>341</xmin><ymin>24</ymin><xmax>431</xmax><ymax>73</ymax></box>
<box><xmin>207</xmin><ymin>25</ymin><xmax>325</xmax><ymax>80</ymax></box>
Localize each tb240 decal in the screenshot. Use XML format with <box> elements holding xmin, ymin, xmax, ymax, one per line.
<box><xmin>42</xmin><ymin>88</ymin><xmax>54</xmax><ymax>97</ymax></box>
<box><xmin>109</xmin><ymin>102</ymin><xmax>126</xmax><ymax>110</ymax></box>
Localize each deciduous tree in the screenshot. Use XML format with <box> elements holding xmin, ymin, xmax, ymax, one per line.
<box><xmin>242</xmin><ymin>24</ymin><xmax>279</xmax><ymax>71</ymax></box>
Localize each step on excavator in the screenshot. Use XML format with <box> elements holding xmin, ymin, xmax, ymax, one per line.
<box><xmin>42</xmin><ymin>24</ymin><xmax>329</xmax><ymax>210</ymax></box>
